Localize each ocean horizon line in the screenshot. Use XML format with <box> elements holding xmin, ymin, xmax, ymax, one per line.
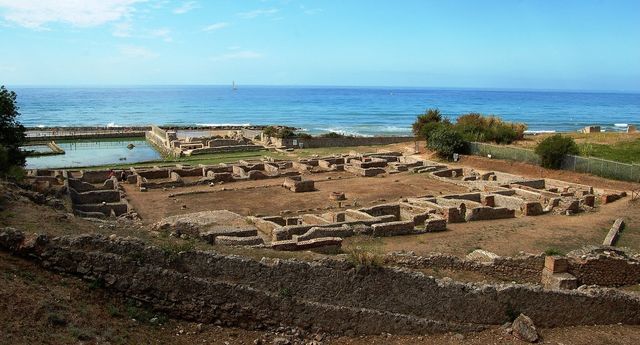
<box><xmin>7</xmin><ymin>84</ymin><xmax>640</xmax><ymax>95</ymax></box>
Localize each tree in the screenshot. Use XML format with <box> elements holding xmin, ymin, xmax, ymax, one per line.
<box><xmin>534</xmin><ymin>134</ymin><xmax>579</xmax><ymax>169</ymax></box>
<box><xmin>412</xmin><ymin>108</ymin><xmax>442</xmax><ymax>138</ymax></box>
<box><xmin>426</xmin><ymin>126</ymin><xmax>466</xmax><ymax>158</ymax></box>
<box><xmin>0</xmin><ymin>86</ymin><xmax>27</xmax><ymax>172</ymax></box>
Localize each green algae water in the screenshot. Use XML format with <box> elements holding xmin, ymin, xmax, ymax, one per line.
<box><xmin>25</xmin><ymin>138</ymin><xmax>161</xmax><ymax>169</ymax></box>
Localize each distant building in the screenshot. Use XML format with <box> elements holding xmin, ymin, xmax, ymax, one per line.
<box><xmin>580</xmin><ymin>126</ymin><xmax>601</xmax><ymax>133</ymax></box>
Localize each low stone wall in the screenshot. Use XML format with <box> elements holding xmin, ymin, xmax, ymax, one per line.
<box><xmin>358</xmin><ymin>204</ymin><xmax>401</xmax><ymax>221</ymax></box>
<box><xmin>2</xmin><ymin>229</ymin><xmax>640</xmax><ymax>335</ymax></box>
<box><xmin>74</xmin><ymin>203</ymin><xmax>128</xmax><ymax>216</ymax></box>
<box><xmin>386</xmin><ymin>252</ymin><xmax>545</xmax><ymax>283</ymax></box>
<box><xmin>513</xmin><ymin>179</ymin><xmax>546</xmax><ymax>189</ymax></box>
<box><xmin>188</xmin><ymin>145</ymin><xmax>264</xmax><ymax>156</ymax></box>
<box><xmin>69</xmin><ymin>188</ymin><xmax>121</xmax><ymax>205</ymax></box>
<box><xmin>295</xmin><ymin>226</ymin><xmax>354</xmax><ymax>241</ymax></box>
<box><xmin>465</xmin><ymin>206</ymin><xmax>515</xmax><ymax>221</ymax></box>
<box><xmin>343</xmin><ymin>165</ymin><xmax>386</xmax><ymax>177</ymax></box>
<box><xmin>371</xmin><ymin>221</ymin><xmax>415</xmax><ymax>237</ymax></box>
<box><xmin>276</xmin><ymin>136</ymin><xmax>415</xmax><ymax>149</ymax></box>
<box><xmin>569</xmin><ymin>254</ymin><xmax>640</xmax><ymax>286</ymax></box>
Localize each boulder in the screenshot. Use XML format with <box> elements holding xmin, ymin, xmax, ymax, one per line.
<box><xmin>512</xmin><ymin>314</ymin><xmax>539</xmax><ymax>343</ymax></box>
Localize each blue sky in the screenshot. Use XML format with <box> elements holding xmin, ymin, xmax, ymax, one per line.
<box><xmin>0</xmin><ymin>0</ymin><xmax>639</xmax><ymax>91</ymax></box>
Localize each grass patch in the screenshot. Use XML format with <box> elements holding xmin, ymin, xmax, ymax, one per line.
<box><xmin>159</xmin><ymin>239</ymin><xmax>196</xmax><ymax>261</ymax></box>
<box><xmin>346</xmin><ymin>246</ymin><xmax>383</xmax><ymax>267</ymax></box>
<box><xmin>544</xmin><ymin>247</ymin><xmax>565</xmax><ymax>256</ymax></box>
<box><xmin>579</xmin><ymin>139</ymin><xmax>640</xmax><ymax>164</ymax></box>
<box><xmin>107</xmin><ymin>304</ymin><xmax>124</xmax><ymax>318</ymax></box>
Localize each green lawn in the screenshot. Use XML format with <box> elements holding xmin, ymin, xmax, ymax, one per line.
<box><xmin>580</xmin><ymin>139</ymin><xmax>640</xmax><ymax>164</ymax></box>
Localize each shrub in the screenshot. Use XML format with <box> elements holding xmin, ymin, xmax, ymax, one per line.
<box><xmin>295</xmin><ymin>132</ymin><xmax>312</xmax><ymax>139</ymax></box>
<box><xmin>262</xmin><ymin>126</ymin><xmax>277</xmax><ymax>138</ymax></box>
<box><xmin>490</xmin><ymin>125</ymin><xmax>518</xmax><ymax>144</ymax></box>
<box><xmin>262</xmin><ymin>126</ymin><xmax>296</xmax><ymax>139</ymax></box>
<box><xmin>534</xmin><ymin>135</ymin><xmax>579</xmax><ymax>169</ymax></box>
<box><xmin>319</xmin><ymin>131</ymin><xmax>348</xmax><ymax>138</ymax></box>
<box><xmin>346</xmin><ymin>246</ymin><xmax>382</xmax><ymax>267</ymax></box>
<box><xmin>544</xmin><ymin>247</ymin><xmax>564</xmax><ymax>256</ymax></box>
<box><xmin>427</xmin><ymin>126</ymin><xmax>466</xmax><ymax>158</ymax></box>
<box><xmin>412</xmin><ymin>108</ymin><xmax>442</xmax><ymax>138</ymax></box>
<box><xmin>277</xmin><ymin>128</ymin><xmax>296</xmax><ymax>138</ymax></box>
<box><xmin>454</xmin><ymin>113</ymin><xmax>525</xmax><ymax>144</ymax></box>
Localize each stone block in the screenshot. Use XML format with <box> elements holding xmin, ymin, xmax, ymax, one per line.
<box><xmin>443</xmin><ymin>207</ymin><xmax>465</xmax><ymax>223</ymax></box>
<box><xmin>466</xmin><ymin>249</ymin><xmax>499</xmax><ymax>263</ymax></box>
<box><xmin>424</xmin><ymin>218</ymin><xmax>447</xmax><ymax>232</ymax></box>
<box><xmin>582</xmin><ymin>194</ymin><xmax>595</xmax><ymax>207</ymax></box>
<box><xmin>522</xmin><ymin>202</ymin><xmax>544</xmax><ymax>216</ymax></box>
<box><xmin>512</xmin><ymin>314</ymin><xmax>539</xmax><ymax>343</ymax></box>
<box><xmin>283</xmin><ymin>176</ymin><xmax>315</xmax><ymax>192</ymax></box>
<box><xmin>603</xmin><ymin>218</ymin><xmax>625</xmax><ymax>246</ymax></box>
<box><xmin>544</xmin><ymin>256</ymin><xmax>568</xmax><ymax>273</ymax></box>
<box><xmin>482</xmin><ymin>195</ymin><xmax>495</xmax><ymax>207</ymax></box>
<box><xmin>541</xmin><ymin>268</ymin><xmax>578</xmax><ymax>290</ymax></box>
<box><xmin>601</xmin><ymin>193</ymin><xmax>623</xmax><ymax>204</ymax></box>
<box><xmin>371</xmin><ymin>221</ymin><xmax>415</xmax><ymax>237</ymax></box>
<box><xmin>215</xmin><ymin>235</ymin><xmax>264</xmax><ymax>246</ymax></box>
<box><xmin>464</xmin><ymin>206</ymin><xmax>515</xmax><ymax>221</ymax></box>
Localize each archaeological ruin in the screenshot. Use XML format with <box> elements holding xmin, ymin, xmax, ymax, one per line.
<box><xmin>7</xmin><ymin>141</ymin><xmax>639</xmax><ymax>340</ymax></box>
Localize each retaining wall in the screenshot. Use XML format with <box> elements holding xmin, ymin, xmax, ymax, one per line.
<box><xmin>276</xmin><ymin>136</ymin><xmax>415</xmax><ymax>149</ymax></box>
<box><xmin>1</xmin><ymin>229</ymin><xmax>639</xmax><ymax>335</ymax></box>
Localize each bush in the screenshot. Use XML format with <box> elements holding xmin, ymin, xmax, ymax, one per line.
<box><xmin>262</xmin><ymin>126</ymin><xmax>277</xmax><ymax>138</ymax></box>
<box><xmin>412</xmin><ymin>108</ymin><xmax>442</xmax><ymax>138</ymax></box>
<box><xmin>346</xmin><ymin>246</ymin><xmax>382</xmax><ymax>267</ymax></box>
<box><xmin>295</xmin><ymin>132</ymin><xmax>312</xmax><ymax>139</ymax></box>
<box><xmin>454</xmin><ymin>113</ymin><xmax>525</xmax><ymax>144</ymax></box>
<box><xmin>319</xmin><ymin>131</ymin><xmax>347</xmax><ymax>138</ymax></box>
<box><xmin>534</xmin><ymin>134</ymin><xmax>579</xmax><ymax>169</ymax></box>
<box><xmin>427</xmin><ymin>126</ymin><xmax>466</xmax><ymax>158</ymax></box>
<box><xmin>262</xmin><ymin>126</ymin><xmax>296</xmax><ymax>139</ymax></box>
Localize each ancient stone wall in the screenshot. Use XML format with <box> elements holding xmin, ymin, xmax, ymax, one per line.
<box><xmin>386</xmin><ymin>252</ymin><xmax>545</xmax><ymax>283</ymax></box>
<box><xmin>1</xmin><ymin>229</ymin><xmax>639</xmax><ymax>335</ymax></box>
<box><xmin>69</xmin><ymin>188</ymin><xmax>121</xmax><ymax>205</ymax></box>
<box><xmin>276</xmin><ymin>136</ymin><xmax>415</xmax><ymax>149</ymax></box>
<box><xmin>569</xmin><ymin>255</ymin><xmax>640</xmax><ymax>286</ymax></box>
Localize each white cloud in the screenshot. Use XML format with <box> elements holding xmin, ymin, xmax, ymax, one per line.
<box><xmin>113</xmin><ymin>21</ymin><xmax>133</xmax><ymax>37</ymax></box>
<box><xmin>119</xmin><ymin>44</ymin><xmax>158</xmax><ymax>59</ymax></box>
<box><xmin>173</xmin><ymin>1</ymin><xmax>198</xmax><ymax>14</ymax></box>
<box><xmin>300</xmin><ymin>5</ymin><xmax>322</xmax><ymax>15</ymax></box>
<box><xmin>203</xmin><ymin>22</ymin><xmax>229</xmax><ymax>32</ymax></box>
<box><xmin>211</xmin><ymin>50</ymin><xmax>262</xmax><ymax>61</ymax></box>
<box><xmin>237</xmin><ymin>8</ymin><xmax>278</xmax><ymax>19</ymax></box>
<box><xmin>0</xmin><ymin>0</ymin><xmax>144</xmax><ymax>29</ymax></box>
<box><xmin>149</xmin><ymin>27</ymin><xmax>172</xmax><ymax>42</ymax></box>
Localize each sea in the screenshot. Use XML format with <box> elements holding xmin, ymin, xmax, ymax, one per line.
<box><xmin>12</xmin><ymin>86</ymin><xmax>640</xmax><ymax>136</ymax></box>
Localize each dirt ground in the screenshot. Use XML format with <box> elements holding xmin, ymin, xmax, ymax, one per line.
<box><xmin>124</xmin><ymin>170</ymin><xmax>468</xmax><ymax>222</ymax></box>
<box><xmin>123</xmin><ymin>148</ymin><xmax>639</xmax><ymax>257</ymax></box>
<box><xmin>452</xmin><ymin>154</ymin><xmax>640</xmax><ymax>192</ymax></box>
<box><xmin>2</xmin><ymin>251</ymin><xmax>640</xmax><ymax>345</ymax></box>
<box><xmin>358</xmin><ymin>197</ymin><xmax>640</xmax><ymax>257</ymax></box>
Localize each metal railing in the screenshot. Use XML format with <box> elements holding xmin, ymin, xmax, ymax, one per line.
<box><xmin>467</xmin><ymin>142</ymin><xmax>640</xmax><ymax>182</ymax></box>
